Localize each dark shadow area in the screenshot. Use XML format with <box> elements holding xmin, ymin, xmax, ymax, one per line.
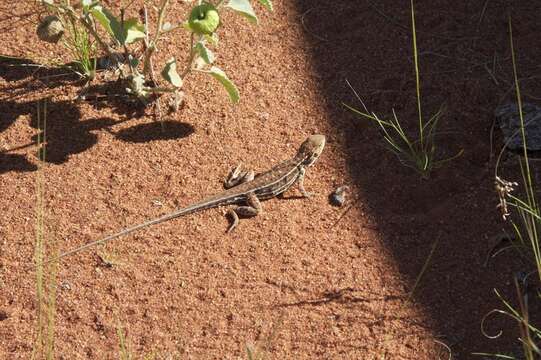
<box><xmin>0</xmin><ymin>153</ymin><xmax>37</xmax><ymax>173</ymax></box>
<box><xmin>294</xmin><ymin>0</ymin><xmax>541</xmax><ymax>356</ymax></box>
<box><xmin>115</xmin><ymin>120</ymin><xmax>195</xmax><ymax>143</ymax></box>
<box><xmin>274</xmin><ymin>288</ymin><xmax>403</xmax><ymax>308</ymax></box>
<box><xmin>0</xmin><ymin>57</ymin><xmax>193</xmax><ymax>173</ymax></box>
<box><xmin>0</xmin><ymin>92</ymin><xmax>193</xmax><ymax>174</ymax></box>
<box><xmin>0</xmin><ymin>56</ymin><xmax>151</xmax><ymax>119</ymax></box>
<box><xmin>83</xmin><ymin>81</ymin><xmax>151</xmax><ymax>119</ymax></box>
<box><xmin>0</xmin><ymin>97</ymin><xmax>117</xmax><ymax>173</ymax></box>
<box><xmin>0</xmin><ymin>55</ymin><xmax>83</xmax><ymax>98</ymax></box>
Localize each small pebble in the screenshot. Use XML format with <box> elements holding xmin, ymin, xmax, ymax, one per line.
<box><xmin>329</xmin><ymin>185</ymin><xmax>349</xmax><ymax>207</ymax></box>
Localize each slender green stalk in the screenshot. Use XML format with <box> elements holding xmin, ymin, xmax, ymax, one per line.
<box><xmin>32</xmin><ymin>101</ymin><xmax>45</xmax><ymax>360</ymax></box>
<box><xmin>181</xmin><ymin>32</ymin><xmax>197</xmax><ymax>79</ymax></box>
<box><xmin>408</xmin><ymin>234</ymin><xmax>440</xmax><ymax>300</ymax></box>
<box><xmin>507</xmin><ymin>16</ymin><xmax>541</xmax><ymax>281</ymax></box>
<box><xmin>509</xmin><ymin>18</ymin><xmax>533</xmax><ymax>196</ymax></box>
<box><xmin>117</xmin><ymin>323</ymin><xmax>131</xmax><ymax>360</ymax></box>
<box><xmin>410</xmin><ymin>0</ymin><xmax>423</xmax><ymax>147</ymax></box>
<box><xmin>32</xmin><ymin>99</ymin><xmax>57</xmax><ymax>360</ymax></box>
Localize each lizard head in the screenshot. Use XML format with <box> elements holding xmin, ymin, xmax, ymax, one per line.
<box><xmin>297</xmin><ymin>134</ymin><xmax>326</xmax><ymax>166</ymax></box>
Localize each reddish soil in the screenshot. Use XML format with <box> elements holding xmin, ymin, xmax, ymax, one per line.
<box><xmin>1</xmin><ymin>0</ymin><xmax>541</xmax><ymax>359</ymax></box>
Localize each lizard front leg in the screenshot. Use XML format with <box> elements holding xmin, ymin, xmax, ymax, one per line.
<box><xmin>224</xmin><ymin>163</ymin><xmax>255</xmax><ymax>189</ymax></box>
<box><xmin>226</xmin><ymin>192</ymin><xmax>262</xmax><ymax>233</ymax></box>
<box><xmin>297</xmin><ymin>167</ymin><xmax>314</xmax><ymax>198</ymax></box>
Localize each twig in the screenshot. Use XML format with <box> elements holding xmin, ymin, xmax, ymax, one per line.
<box><xmin>409</xmin><ymin>233</ymin><xmax>440</xmax><ymax>301</ymax></box>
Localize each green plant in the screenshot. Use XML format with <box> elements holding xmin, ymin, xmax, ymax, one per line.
<box><xmin>343</xmin><ymin>0</ymin><xmax>461</xmax><ymax>179</ymax></box>
<box><xmin>492</xmin><ymin>15</ymin><xmax>541</xmax><ymax>283</ymax></box>
<box><xmin>37</xmin><ymin>0</ymin><xmax>273</xmax><ymax>111</ymax></box>
<box><xmin>63</xmin><ymin>16</ymin><xmax>96</xmax><ymax>80</ymax></box>
<box><xmin>474</xmin><ymin>277</ymin><xmax>540</xmax><ymax>359</ymax></box>
<box><xmin>32</xmin><ymin>99</ymin><xmax>58</xmax><ymax>360</ymax></box>
<box><xmin>479</xmin><ymin>16</ymin><xmax>541</xmax><ymax>360</ymax></box>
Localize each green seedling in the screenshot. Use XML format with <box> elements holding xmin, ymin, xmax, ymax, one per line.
<box><xmin>37</xmin><ymin>0</ymin><xmax>273</xmax><ymax>115</ymax></box>
<box><xmin>343</xmin><ymin>0</ymin><xmax>461</xmax><ymax>179</ymax></box>
<box><xmin>63</xmin><ymin>16</ymin><xmax>96</xmax><ymax>80</ymax></box>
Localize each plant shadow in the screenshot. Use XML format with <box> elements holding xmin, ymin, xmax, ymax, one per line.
<box><xmin>81</xmin><ymin>80</ymin><xmax>149</xmax><ymax>119</ymax></box>
<box><xmin>0</xmin><ymin>56</ymin><xmax>83</xmax><ymax>99</ymax></box>
<box><xmin>0</xmin><ymin>92</ymin><xmax>194</xmax><ymax>174</ymax></box>
<box><xmin>0</xmin><ymin>97</ymin><xmax>117</xmax><ymax>174</ymax></box>
<box><xmin>114</xmin><ymin>120</ymin><xmax>195</xmax><ymax>143</ymax></box>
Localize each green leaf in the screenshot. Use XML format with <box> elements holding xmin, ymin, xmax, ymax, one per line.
<box><xmin>161</xmin><ymin>58</ymin><xmax>183</xmax><ymax>88</ymax></box>
<box><xmin>226</xmin><ymin>0</ymin><xmax>258</xmax><ymax>24</ymax></box>
<box><xmin>90</xmin><ymin>5</ymin><xmax>116</xmax><ymax>36</ymax></box>
<box><xmin>209</xmin><ymin>66</ymin><xmax>239</xmax><ymax>103</ymax></box>
<box><xmin>258</xmin><ymin>0</ymin><xmax>273</xmax><ymax>11</ymax></box>
<box><xmin>195</xmin><ymin>42</ymin><xmax>215</xmax><ymax>64</ymax></box>
<box><xmin>120</xmin><ymin>19</ymin><xmax>146</xmax><ymax>44</ymax></box>
<box><xmin>90</xmin><ymin>6</ymin><xmax>145</xmax><ymax>45</ymax></box>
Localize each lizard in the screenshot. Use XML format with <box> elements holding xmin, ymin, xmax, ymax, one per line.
<box><xmin>55</xmin><ymin>134</ymin><xmax>326</xmax><ymax>261</ymax></box>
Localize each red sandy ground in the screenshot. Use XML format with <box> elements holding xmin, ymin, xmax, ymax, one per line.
<box><xmin>1</xmin><ymin>0</ymin><xmax>540</xmax><ymax>359</ymax></box>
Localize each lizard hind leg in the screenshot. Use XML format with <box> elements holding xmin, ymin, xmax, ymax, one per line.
<box><xmin>226</xmin><ymin>193</ymin><xmax>262</xmax><ymax>232</ymax></box>
<box><xmin>224</xmin><ymin>163</ymin><xmax>255</xmax><ymax>189</ymax></box>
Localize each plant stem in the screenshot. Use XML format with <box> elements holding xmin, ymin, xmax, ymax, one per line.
<box><xmin>410</xmin><ymin>0</ymin><xmax>423</xmax><ymax>147</ymax></box>
<box><xmin>181</xmin><ymin>32</ymin><xmax>197</xmax><ymax>78</ymax></box>
<box><xmin>143</xmin><ymin>0</ymin><xmax>170</xmax><ymax>78</ymax></box>
<box><xmin>120</xmin><ymin>8</ymin><xmax>135</xmax><ymax>74</ymax></box>
<box><xmin>154</xmin><ymin>0</ymin><xmax>170</xmax><ymax>45</ymax></box>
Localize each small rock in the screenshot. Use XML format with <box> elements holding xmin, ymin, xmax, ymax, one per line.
<box><xmin>329</xmin><ymin>185</ymin><xmax>349</xmax><ymax>207</ymax></box>
<box><xmin>97</xmin><ymin>53</ymin><xmax>124</xmax><ymax>70</ymax></box>
<box><xmin>36</xmin><ymin>15</ymin><xmax>64</xmax><ymax>43</ymax></box>
<box><xmin>495</xmin><ymin>102</ymin><xmax>541</xmax><ymax>151</ymax></box>
<box><xmin>60</xmin><ymin>281</ymin><xmax>71</xmax><ymax>291</ymax></box>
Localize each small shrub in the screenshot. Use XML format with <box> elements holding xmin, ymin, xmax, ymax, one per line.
<box><xmin>37</xmin><ymin>0</ymin><xmax>273</xmax><ymax>108</ymax></box>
